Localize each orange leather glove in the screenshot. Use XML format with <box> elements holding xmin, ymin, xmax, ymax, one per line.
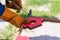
<box><xmin>0</xmin><ymin>7</ymin><xmax>24</xmax><ymax>28</ymax></box>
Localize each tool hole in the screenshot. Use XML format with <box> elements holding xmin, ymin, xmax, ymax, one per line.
<box><xmin>31</xmin><ymin>20</ymin><xmax>36</xmax><ymax>24</ymax></box>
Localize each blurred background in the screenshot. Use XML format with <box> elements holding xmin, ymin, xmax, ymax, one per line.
<box><xmin>0</xmin><ymin>0</ymin><xmax>60</xmax><ymax>40</ymax></box>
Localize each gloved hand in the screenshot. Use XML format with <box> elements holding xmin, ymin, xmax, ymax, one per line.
<box><xmin>6</xmin><ymin>0</ymin><xmax>22</xmax><ymax>12</ymax></box>
<box><xmin>1</xmin><ymin>7</ymin><xmax>30</xmax><ymax>28</ymax></box>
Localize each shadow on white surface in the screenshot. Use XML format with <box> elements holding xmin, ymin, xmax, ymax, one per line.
<box><xmin>30</xmin><ymin>35</ymin><xmax>60</xmax><ymax>40</ymax></box>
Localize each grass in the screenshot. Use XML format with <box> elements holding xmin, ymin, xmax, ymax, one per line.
<box><xmin>26</xmin><ymin>0</ymin><xmax>49</xmax><ymax>6</ymax></box>
<box><xmin>18</xmin><ymin>10</ymin><xmax>55</xmax><ymax>18</ymax></box>
<box><xmin>18</xmin><ymin>10</ymin><xmax>28</xmax><ymax>18</ymax></box>
<box><xmin>32</xmin><ymin>10</ymin><xmax>54</xmax><ymax>18</ymax></box>
<box><xmin>50</xmin><ymin>1</ymin><xmax>60</xmax><ymax>14</ymax></box>
<box><xmin>0</xmin><ymin>24</ymin><xmax>18</xmax><ymax>40</ymax></box>
<box><xmin>21</xmin><ymin>0</ymin><xmax>60</xmax><ymax>18</ymax></box>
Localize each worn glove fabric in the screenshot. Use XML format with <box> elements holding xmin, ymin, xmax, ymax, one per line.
<box><xmin>0</xmin><ymin>7</ymin><xmax>24</xmax><ymax>28</ymax></box>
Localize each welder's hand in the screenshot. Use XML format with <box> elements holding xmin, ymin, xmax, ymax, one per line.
<box><xmin>6</xmin><ymin>0</ymin><xmax>22</xmax><ymax>12</ymax></box>
<box><xmin>23</xmin><ymin>18</ymin><xmax>30</xmax><ymax>24</ymax></box>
